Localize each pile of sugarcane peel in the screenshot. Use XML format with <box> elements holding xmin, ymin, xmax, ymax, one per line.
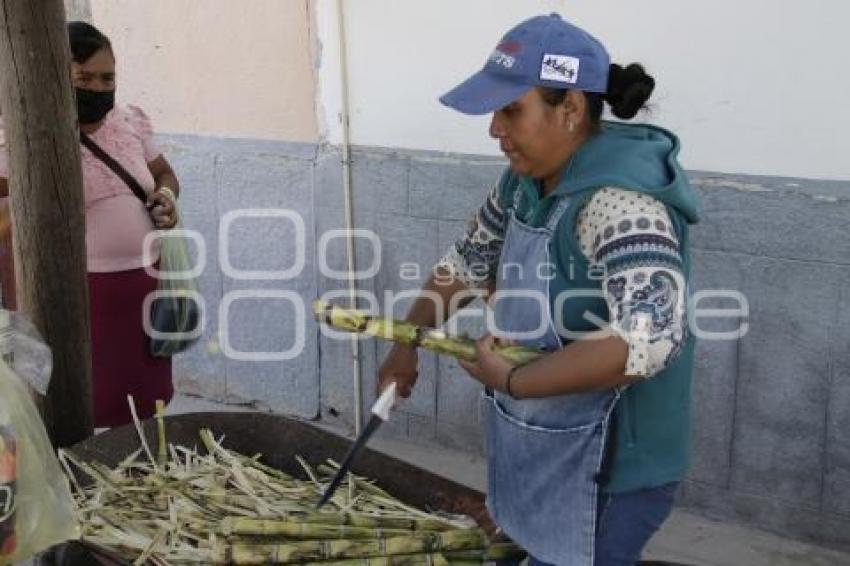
<box><xmin>57</xmin><ymin>399</ymin><xmax>523</xmax><ymax>565</ymax></box>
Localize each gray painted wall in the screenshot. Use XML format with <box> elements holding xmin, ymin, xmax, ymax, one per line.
<box><xmin>160</xmin><ymin>133</ymin><xmax>850</xmax><ymax>551</ymax></box>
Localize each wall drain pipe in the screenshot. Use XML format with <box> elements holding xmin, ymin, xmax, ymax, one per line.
<box><xmin>335</xmin><ymin>0</ymin><xmax>363</xmax><ymax>434</ymax></box>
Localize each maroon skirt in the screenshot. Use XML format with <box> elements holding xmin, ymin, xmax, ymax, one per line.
<box><xmin>88</xmin><ymin>267</ymin><xmax>173</xmax><ymax>427</ymax></box>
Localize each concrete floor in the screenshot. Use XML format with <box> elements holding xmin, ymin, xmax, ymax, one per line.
<box><xmin>164</xmin><ymin>394</ymin><xmax>850</xmax><ymax>566</ymax></box>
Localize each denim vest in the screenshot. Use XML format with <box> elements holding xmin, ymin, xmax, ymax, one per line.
<box><xmin>485</xmin><ymin>190</ymin><xmax>618</xmax><ymax>565</ymax></box>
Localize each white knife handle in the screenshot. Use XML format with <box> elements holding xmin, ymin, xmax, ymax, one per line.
<box><xmin>372</xmin><ymin>382</ymin><xmax>397</xmax><ymax>421</ymax></box>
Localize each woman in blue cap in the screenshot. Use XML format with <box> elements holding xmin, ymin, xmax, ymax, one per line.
<box><xmin>378</xmin><ymin>13</ymin><xmax>700</xmax><ymax>566</ymax></box>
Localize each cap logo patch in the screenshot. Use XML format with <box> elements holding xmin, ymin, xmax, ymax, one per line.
<box><xmin>540</xmin><ymin>54</ymin><xmax>579</xmax><ymax>84</ymax></box>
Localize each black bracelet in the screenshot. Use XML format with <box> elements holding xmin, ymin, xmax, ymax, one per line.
<box><xmin>505</xmin><ymin>366</ymin><xmax>521</xmax><ymax>399</ymax></box>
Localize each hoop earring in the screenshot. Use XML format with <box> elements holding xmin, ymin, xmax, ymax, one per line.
<box><xmin>568</xmin><ymin>121</ymin><xmax>575</xmax><ymax>133</ymax></box>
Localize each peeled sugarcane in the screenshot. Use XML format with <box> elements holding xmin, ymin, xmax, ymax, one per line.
<box><xmin>313</xmin><ymin>300</ymin><xmax>543</xmax><ymax>365</ymax></box>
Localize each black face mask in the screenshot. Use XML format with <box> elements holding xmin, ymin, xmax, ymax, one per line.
<box><xmin>75</xmin><ymin>87</ymin><xmax>115</xmax><ymax>124</ymax></box>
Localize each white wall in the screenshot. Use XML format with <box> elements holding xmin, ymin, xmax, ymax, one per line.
<box><xmin>92</xmin><ymin>0</ymin><xmax>319</xmax><ymax>142</ymax></box>
<box><xmin>317</xmin><ymin>0</ymin><xmax>850</xmax><ymax>180</ymax></box>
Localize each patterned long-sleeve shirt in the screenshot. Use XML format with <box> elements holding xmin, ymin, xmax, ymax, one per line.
<box><xmin>438</xmin><ymin>186</ymin><xmax>687</xmax><ymax>378</ymax></box>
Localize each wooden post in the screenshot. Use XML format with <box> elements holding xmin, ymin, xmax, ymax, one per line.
<box><xmin>0</xmin><ymin>0</ymin><xmax>93</xmax><ymax>445</ymax></box>
<box><xmin>0</xmin><ymin>198</ymin><xmax>14</xmax><ymax>309</ymax></box>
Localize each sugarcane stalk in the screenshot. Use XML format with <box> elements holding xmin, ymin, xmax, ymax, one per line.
<box><xmin>318</xmin><ymin>462</ymin><xmax>393</xmax><ymax>500</ymax></box>
<box><xmin>132</xmin><ymin>529</ymin><xmax>167</xmax><ymax>566</ymax></box>
<box><xmin>298</xmin><ymin>554</ymin><xmax>451</xmax><ymax>566</ymax></box>
<box><xmin>220</xmin><ymin>517</ymin><xmax>425</xmax><ymax>540</ymax></box>
<box><xmin>445</xmin><ymin>542</ymin><xmax>527</xmax><ymax>562</ymax></box>
<box><xmin>242</xmin><ymin>454</ymin><xmax>300</xmax><ymax>485</ymax></box>
<box><xmin>155</xmin><ymin>399</ymin><xmax>168</xmax><ymax>469</ymax></box>
<box><xmin>128</xmin><ymin>394</ymin><xmax>159</xmax><ymax>471</ymax></box>
<box><xmin>313</xmin><ymin>300</ymin><xmax>543</xmax><ymax>365</ymax></box>
<box><xmin>220</xmin><ymin>512</ymin><xmax>450</xmax><ymax>535</ymax></box>
<box><xmin>296</xmin><ymin>454</ymin><xmax>323</xmax><ymax>488</ymax></box>
<box><xmin>57</xmin><ymin>449</ymin><xmax>85</xmax><ymax>495</ymax></box>
<box><xmin>219</xmin><ymin>511</ymin><xmax>454</xmax><ymax>535</ymax></box>
<box><xmin>215</xmin><ymin>529</ymin><xmax>486</xmax><ymax>564</ymax></box>
<box><xmin>344</xmin><ymin>514</ymin><xmax>452</xmax><ymax>532</ymax></box>
<box><xmin>315</xmin><ymin>463</ymin><xmax>463</xmax><ymax>531</ymax></box>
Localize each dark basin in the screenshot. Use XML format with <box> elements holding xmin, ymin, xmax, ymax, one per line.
<box><xmin>49</xmin><ymin>411</ymin><xmax>490</xmax><ymax>565</ymax></box>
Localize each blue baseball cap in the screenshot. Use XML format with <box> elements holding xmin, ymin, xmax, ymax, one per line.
<box><xmin>440</xmin><ymin>13</ymin><xmax>610</xmax><ymax>115</ymax></box>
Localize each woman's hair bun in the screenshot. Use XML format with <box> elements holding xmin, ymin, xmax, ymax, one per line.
<box><xmin>605</xmin><ymin>63</ymin><xmax>655</xmax><ymax>120</ymax></box>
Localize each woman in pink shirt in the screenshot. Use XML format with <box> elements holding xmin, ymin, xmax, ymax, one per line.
<box><xmin>0</xmin><ymin>22</ymin><xmax>181</xmax><ymax>426</ymax></box>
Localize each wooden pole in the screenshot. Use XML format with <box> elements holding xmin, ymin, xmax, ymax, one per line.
<box><xmin>0</xmin><ymin>0</ymin><xmax>93</xmax><ymax>445</ymax></box>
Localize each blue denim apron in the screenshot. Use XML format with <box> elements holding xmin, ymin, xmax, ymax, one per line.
<box><xmin>485</xmin><ymin>190</ymin><xmax>618</xmax><ymax>565</ymax></box>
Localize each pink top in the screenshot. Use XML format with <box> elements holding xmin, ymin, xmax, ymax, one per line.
<box><xmin>0</xmin><ymin>105</ymin><xmax>162</xmax><ymax>272</ymax></box>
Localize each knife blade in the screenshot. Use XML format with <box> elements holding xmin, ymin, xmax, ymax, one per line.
<box><xmin>315</xmin><ymin>382</ymin><xmax>397</xmax><ymax>509</ymax></box>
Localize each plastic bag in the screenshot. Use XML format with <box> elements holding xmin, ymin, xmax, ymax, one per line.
<box><xmin>147</xmin><ymin>216</ymin><xmax>202</xmax><ymax>357</ymax></box>
<box><xmin>0</xmin><ymin>310</ymin><xmax>53</xmax><ymax>395</ymax></box>
<box><xmin>0</xmin><ymin>360</ymin><xmax>79</xmax><ymax>565</ymax></box>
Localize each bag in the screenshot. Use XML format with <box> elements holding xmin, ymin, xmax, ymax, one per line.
<box><xmin>0</xmin><ymin>310</ymin><xmax>52</xmax><ymax>395</ymax></box>
<box><xmin>147</xmin><ymin>217</ymin><xmax>201</xmax><ymax>357</ymax></box>
<box><xmin>0</xmin><ymin>359</ymin><xmax>80</xmax><ymax>565</ymax></box>
<box><xmin>80</xmin><ymin>132</ymin><xmax>200</xmax><ymax>357</ymax></box>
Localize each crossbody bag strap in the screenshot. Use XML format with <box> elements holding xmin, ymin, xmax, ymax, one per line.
<box><xmin>79</xmin><ymin>131</ymin><xmax>147</xmax><ymax>204</ymax></box>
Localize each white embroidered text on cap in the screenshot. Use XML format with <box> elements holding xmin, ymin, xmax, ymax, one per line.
<box><xmin>490</xmin><ymin>49</ymin><xmax>516</xmax><ymax>69</ymax></box>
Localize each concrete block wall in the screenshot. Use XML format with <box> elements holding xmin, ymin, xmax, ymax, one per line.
<box><xmin>681</xmin><ymin>174</ymin><xmax>850</xmax><ymax>550</ymax></box>
<box><xmin>163</xmin><ymin>136</ymin><xmax>321</xmax><ymax>419</ymax></box>
<box><xmin>163</xmin><ymin>134</ymin><xmax>850</xmax><ymax>551</ymax></box>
